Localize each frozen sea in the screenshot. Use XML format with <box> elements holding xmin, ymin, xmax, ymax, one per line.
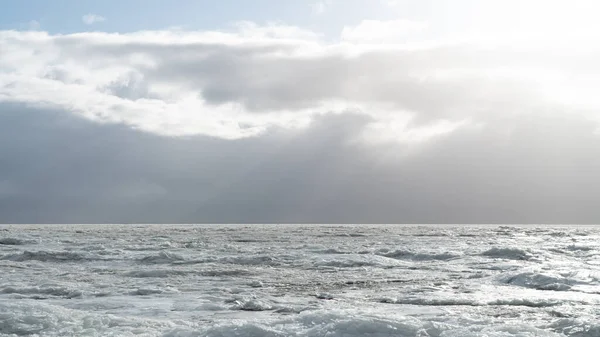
<box><xmin>1</xmin><ymin>224</ymin><xmax>600</xmax><ymax>336</ymax></box>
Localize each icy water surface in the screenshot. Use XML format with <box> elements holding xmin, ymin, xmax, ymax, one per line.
<box><xmin>1</xmin><ymin>224</ymin><xmax>600</xmax><ymax>336</ymax></box>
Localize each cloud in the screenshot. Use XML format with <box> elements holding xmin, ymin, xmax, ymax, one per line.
<box><xmin>82</xmin><ymin>14</ymin><xmax>106</xmax><ymax>25</ymax></box>
<box><xmin>383</xmin><ymin>0</ymin><xmax>400</xmax><ymax>7</ymax></box>
<box><xmin>2</xmin><ymin>102</ymin><xmax>600</xmax><ymax>223</ymax></box>
<box><xmin>3</xmin><ymin>8</ymin><xmax>600</xmax><ymax>223</ymax></box>
<box><xmin>1</xmin><ymin>21</ymin><xmax>600</xmax><ymax>145</ymax></box>
<box><xmin>311</xmin><ymin>0</ymin><xmax>332</xmax><ymax>15</ymax></box>
<box><xmin>28</xmin><ymin>20</ymin><xmax>41</xmax><ymax>30</ymax></box>
<box><xmin>341</xmin><ymin>19</ymin><xmax>427</xmax><ymax>43</ymax></box>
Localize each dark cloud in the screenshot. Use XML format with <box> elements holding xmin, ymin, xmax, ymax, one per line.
<box><xmin>2</xmin><ymin>103</ymin><xmax>600</xmax><ymax>224</ymax></box>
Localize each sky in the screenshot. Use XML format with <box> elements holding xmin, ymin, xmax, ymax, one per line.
<box><xmin>1</xmin><ymin>0</ymin><xmax>600</xmax><ymax>223</ymax></box>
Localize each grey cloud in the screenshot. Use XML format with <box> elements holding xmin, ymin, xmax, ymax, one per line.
<box><xmin>46</xmin><ymin>35</ymin><xmax>573</xmax><ymax>121</ymax></box>
<box><xmin>144</xmin><ymin>47</ymin><xmax>539</xmax><ymax>118</ymax></box>
<box><xmin>2</xmin><ymin>103</ymin><xmax>600</xmax><ymax>224</ymax></box>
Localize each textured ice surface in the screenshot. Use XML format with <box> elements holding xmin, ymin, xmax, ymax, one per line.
<box><xmin>1</xmin><ymin>224</ymin><xmax>600</xmax><ymax>336</ymax></box>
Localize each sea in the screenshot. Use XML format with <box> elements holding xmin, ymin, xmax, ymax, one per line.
<box><xmin>1</xmin><ymin>224</ymin><xmax>599</xmax><ymax>336</ymax></box>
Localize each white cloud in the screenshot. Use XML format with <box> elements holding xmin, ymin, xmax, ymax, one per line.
<box><xmin>341</xmin><ymin>19</ymin><xmax>427</xmax><ymax>43</ymax></box>
<box><xmin>311</xmin><ymin>0</ymin><xmax>332</xmax><ymax>15</ymax></box>
<box><xmin>383</xmin><ymin>0</ymin><xmax>400</xmax><ymax>7</ymax></box>
<box><xmin>82</xmin><ymin>14</ymin><xmax>106</xmax><ymax>25</ymax></box>
<box><xmin>0</xmin><ymin>20</ymin><xmax>599</xmax><ymax>144</ymax></box>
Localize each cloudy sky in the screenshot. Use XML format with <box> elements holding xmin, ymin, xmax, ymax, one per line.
<box><xmin>1</xmin><ymin>0</ymin><xmax>600</xmax><ymax>224</ymax></box>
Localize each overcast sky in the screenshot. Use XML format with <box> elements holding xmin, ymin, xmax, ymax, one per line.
<box><xmin>2</xmin><ymin>0</ymin><xmax>600</xmax><ymax>223</ymax></box>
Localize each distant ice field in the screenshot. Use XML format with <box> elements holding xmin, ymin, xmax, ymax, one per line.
<box><xmin>1</xmin><ymin>224</ymin><xmax>600</xmax><ymax>336</ymax></box>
